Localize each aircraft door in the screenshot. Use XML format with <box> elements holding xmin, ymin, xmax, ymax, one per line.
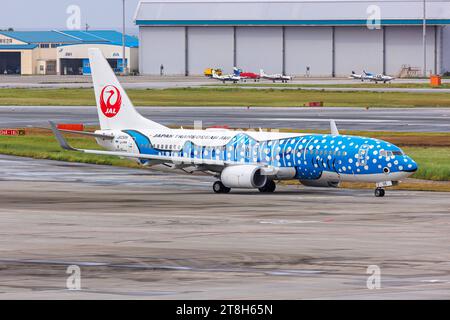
<box><xmin>358</xmin><ymin>144</ymin><xmax>370</xmax><ymax>166</ymax></box>
<box><xmin>128</xmin><ymin>136</ymin><xmax>137</xmax><ymax>153</ymax></box>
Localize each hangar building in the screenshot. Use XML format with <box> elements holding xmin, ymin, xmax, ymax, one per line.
<box><xmin>134</xmin><ymin>0</ymin><xmax>450</xmax><ymax>77</ymax></box>
<box><xmin>0</xmin><ymin>30</ymin><xmax>138</xmax><ymax>75</ymax></box>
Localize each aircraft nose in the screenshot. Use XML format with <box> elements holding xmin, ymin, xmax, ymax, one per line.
<box><xmin>403</xmin><ymin>157</ymin><xmax>418</xmax><ymax>173</ymax></box>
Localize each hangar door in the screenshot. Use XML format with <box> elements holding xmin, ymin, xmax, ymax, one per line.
<box><xmin>236</xmin><ymin>27</ymin><xmax>283</xmax><ymax>74</ymax></box>
<box><xmin>285</xmin><ymin>27</ymin><xmax>333</xmax><ymax>77</ymax></box>
<box><xmin>188</xmin><ymin>27</ymin><xmax>234</xmax><ymax>75</ymax></box>
<box><xmin>334</xmin><ymin>27</ymin><xmax>383</xmax><ymax>77</ymax></box>
<box><xmin>60</xmin><ymin>59</ymin><xmax>83</xmax><ymax>75</ymax></box>
<box><xmin>385</xmin><ymin>26</ymin><xmax>435</xmax><ymax>76</ymax></box>
<box><xmin>0</xmin><ymin>52</ymin><xmax>21</xmax><ymax>75</ymax></box>
<box><xmin>140</xmin><ymin>27</ymin><xmax>186</xmax><ymax>75</ymax></box>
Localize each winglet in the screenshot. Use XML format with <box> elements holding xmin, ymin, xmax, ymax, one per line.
<box><xmin>330</xmin><ymin>120</ymin><xmax>340</xmax><ymax>135</ymax></box>
<box><xmin>49</xmin><ymin>121</ymin><xmax>77</xmax><ymax>151</ymax></box>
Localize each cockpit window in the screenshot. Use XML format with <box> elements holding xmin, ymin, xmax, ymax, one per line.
<box><xmin>380</xmin><ymin>150</ymin><xmax>403</xmax><ymax>157</ymax></box>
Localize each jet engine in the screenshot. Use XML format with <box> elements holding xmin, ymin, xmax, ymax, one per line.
<box><xmin>221</xmin><ymin>165</ymin><xmax>267</xmax><ymax>189</ymax></box>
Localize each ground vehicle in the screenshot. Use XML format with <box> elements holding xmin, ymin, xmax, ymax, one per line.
<box><xmin>204</xmin><ymin>68</ymin><xmax>222</xmax><ymax>77</ymax></box>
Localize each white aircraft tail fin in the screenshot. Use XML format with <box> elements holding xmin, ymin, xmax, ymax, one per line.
<box><xmin>260</xmin><ymin>69</ymin><xmax>265</xmax><ymax>77</ymax></box>
<box><xmin>88</xmin><ymin>48</ymin><xmax>166</xmax><ymax>131</ymax></box>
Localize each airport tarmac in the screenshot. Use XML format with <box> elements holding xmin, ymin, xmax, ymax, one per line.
<box><xmin>1</xmin><ymin>106</ymin><xmax>449</xmax><ymax>132</ymax></box>
<box><xmin>0</xmin><ymin>154</ymin><xmax>449</xmax><ymax>299</ymax></box>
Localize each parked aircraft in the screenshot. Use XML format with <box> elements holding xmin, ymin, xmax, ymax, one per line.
<box><xmin>233</xmin><ymin>68</ymin><xmax>260</xmax><ymax>82</ymax></box>
<box><xmin>260</xmin><ymin>69</ymin><xmax>292</xmax><ymax>83</ymax></box>
<box><xmin>211</xmin><ymin>69</ymin><xmax>240</xmax><ymax>83</ymax></box>
<box><xmin>51</xmin><ymin>49</ymin><xmax>418</xmax><ymax>197</ymax></box>
<box><xmin>351</xmin><ymin>71</ymin><xmax>394</xmax><ymax>83</ymax></box>
<box><xmin>367</xmin><ymin>71</ymin><xmax>395</xmax><ymax>83</ymax></box>
<box><xmin>350</xmin><ymin>71</ymin><xmax>366</xmax><ymax>81</ymax></box>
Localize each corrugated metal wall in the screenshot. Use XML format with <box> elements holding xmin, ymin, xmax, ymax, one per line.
<box><xmin>139</xmin><ymin>27</ymin><xmax>185</xmax><ymax>75</ymax></box>
<box><xmin>139</xmin><ymin>25</ymin><xmax>444</xmax><ymax>76</ymax></box>
<box><xmin>443</xmin><ymin>26</ymin><xmax>450</xmax><ymax>73</ymax></box>
<box><xmin>285</xmin><ymin>27</ymin><xmax>333</xmax><ymax>77</ymax></box>
<box><xmin>334</xmin><ymin>27</ymin><xmax>383</xmax><ymax>77</ymax></box>
<box><xmin>188</xmin><ymin>27</ymin><xmax>234</xmax><ymax>75</ymax></box>
<box><xmin>235</xmin><ymin>27</ymin><xmax>283</xmax><ymax>74</ymax></box>
<box><xmin>385</xmin><ymin>26</ymin><xmax>436</xmax><ymax>76</ymax></box>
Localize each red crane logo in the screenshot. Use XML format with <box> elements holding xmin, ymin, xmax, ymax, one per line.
<box><xmin>100</xmin><ymin>85</ymin><xmax>122</xmax><ymax>118</ymax></box>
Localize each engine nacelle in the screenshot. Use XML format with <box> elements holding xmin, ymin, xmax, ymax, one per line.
<box><xmin>299</xmin><ymin>171</ymin><xmax>340</xmax><ymax>188</ymax></box>
<box><xmin>300</xmin><ymin>179</ymin><xmax>340</xmax><ymax>188</ymax></box>
<box><xmin>221</xmin><ymin>165</ymin><xmax>267</xmax><ymax>189</ymax></box>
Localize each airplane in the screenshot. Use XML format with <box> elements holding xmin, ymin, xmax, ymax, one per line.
<box><xmin>50</xmin><ymin>48</ymin><xmax>418</xmax><ymax>197</ymax></box>
<box><xmin>260</xmin><ymin>69</ymin><xmax>292</xmax><ymax>83</ymax></box>
<box><xmin>350</xmin><ymin>71</ymin><xmax>366</xmax><ymax>81</ymax></box>
<box><xmin>233</xmin><ymin>67</ymin><xmax>260</xmax><ymax>82</ymax></box>
<box><xmin>211</xmin><ymin>69</ymin><xmax>240</xmax><ymax>83</ymax></box>
<box><xmin>351</xmin><ymin>71</ymin><xmax>395</xmax><ymax>83</ymax></box>
<box><xmin>367</xmin><ymin>71</ymin><xmax>395</xmax><ymax>83</ymax></box>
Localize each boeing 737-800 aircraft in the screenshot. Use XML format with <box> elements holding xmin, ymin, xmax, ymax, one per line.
<box><xmin>51</xmin><ymin>49</ymin><xmax>417</xmax><ymax>197</ymax></box>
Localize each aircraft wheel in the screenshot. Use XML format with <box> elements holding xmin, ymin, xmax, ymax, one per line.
<box><xmin>259</xmin><ymin>180</ymin><xmax>276</xmax><ymax>193</ymax></box>
<box><xmin>374</xmin><ymin>188</ymin><xmax>385</xmax><ymax>197</ymax></box>
<box><xmin>213</xmin><ymin>181</ymin><xmax>230</xmax><ymax>194</ymax></box>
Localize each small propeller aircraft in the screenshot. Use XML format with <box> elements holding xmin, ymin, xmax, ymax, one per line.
<box><xmin>351</xmin><ymin>71</ymin><xmax>394</xmax><ymax>83</ymax></box>
<box><xmin>260</xmin><ymin>69</ymin><xmax>292</xmax><ymax>83</ymax></box>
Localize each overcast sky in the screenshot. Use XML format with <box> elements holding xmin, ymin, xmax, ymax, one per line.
<box><xmin>0</xmin><ymin>0</ymin><xmax>141</xmax><ymax>34</ymax></box>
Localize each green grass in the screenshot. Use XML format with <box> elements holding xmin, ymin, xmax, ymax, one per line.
<box><xmin>213</xmin><ymin>82</ymin><xmax>450</xmax><ymax>89</ymax></box>
<box><xmin>403</xmin><ymin>147</ymin><xmax>450</xmax><ymax>181</ymax></box>
<box><xmin>0</xmin><ymin>134</ymin><xmax>140</xmax><ymax>168</ymax></box>
<box><xmin>0</xmin><ymin>133</ymin><xmax>449</xmax><ymax>181</ymax></box>
<box><xmin>1</xmin><ymin>87</ymin><xmax>450</xmax><ymax>107</ymax></box>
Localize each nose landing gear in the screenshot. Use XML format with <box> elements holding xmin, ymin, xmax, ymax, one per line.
<box><xmin>374</xmin><ymin>188</ymin><xmax>385</xmax><ymax>197</ymax></box>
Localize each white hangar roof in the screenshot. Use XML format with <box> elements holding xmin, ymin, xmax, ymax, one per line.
<box><xmin>135</xmin><ymin>0</ymin><xmax>450</xmax><ymax>26</ymax></box>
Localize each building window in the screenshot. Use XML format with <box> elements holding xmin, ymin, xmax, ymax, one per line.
<box><xmin>39</xmin><ymin>43</ymin><xmax>50</xmax><ymax>48</ymax></box>
<box><xmin>51</xmin><ymin>44</ymin><xmax>59</xmax><ymax>48</ymax></box>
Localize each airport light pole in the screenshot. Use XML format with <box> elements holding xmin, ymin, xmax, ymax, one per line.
<box><xmin>422</xmin><ymin>0</ymin><xmax>427</xmax><ymax>77</ymax></box>
<box><xmin>122</xmin><ymin>0</ymin><xmax>127</xmax><ymax>75</ymax></box>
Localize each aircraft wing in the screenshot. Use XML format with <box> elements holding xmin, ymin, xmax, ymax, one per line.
<box><xmin>57</xmin><ymin>128</ymin><xmax>115</xmax><ymax>140</ymax></box>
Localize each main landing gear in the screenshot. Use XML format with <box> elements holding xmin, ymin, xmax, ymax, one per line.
<box><xmin>374</xmin><ymin>188</ymin><xmax>385</xmax><ymax>197</ymax></box>
<box><xmin>213</xmin><ymin>181</ymin><xmax>230</xmax><ymax>194</ymax></box>
<box><xmin>258</xmin><ymin>180</ymin><xmax>276</xmax><ymax>193</ymax></box>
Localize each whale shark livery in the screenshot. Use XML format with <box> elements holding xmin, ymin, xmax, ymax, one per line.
<box><xmin>51</xmin><ymin>48</ymin><xmax>417</xmax><ymax>197</ymax></box>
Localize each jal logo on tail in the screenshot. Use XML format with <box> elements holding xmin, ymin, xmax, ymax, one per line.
<box><xmin>100</xmin><ymin>85</ymin><xmax>122</xmax><ymax>118</ymax></box>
